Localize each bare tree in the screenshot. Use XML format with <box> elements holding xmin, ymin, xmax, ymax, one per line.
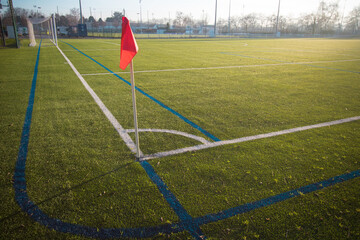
<box><xmin>3</xmin><ymin>2</ymin><xmax>359</xmax><ymax>36</ymax></box>
<box><xmin>66</xmin><ymin>8</ymin><xmax>79</xmax><ymax>26</ymax></box>
<box><xmin>173</xmin><ymin>11</ymin><xmax>185</xmax><ymax>26</ymax></box>
<box><xmin>58</xmin><ymin>15</ymin><xmax>70</xmax><ymax>26</ymax></box>
<box><xmin>267</xmin><ymin>14</ymin><xmax>287</xmax><ymax>33</ymax></box>
<box><xmin>202</xmin><ymin>12</ymin><xmax>209</xmax><ymax>26</ymax></box>
<box><xmin>173</xmin><ymin>11</ymin><xmax>194</xmax><ymax>27</ymax></box>
<box><xmin>345</xmin><ymin>5</ymin><xmax>360</xmax><ymax>33</ymax></box>
<box><xmin>316</xmin><ymin>1</ymin><xmax>339</xmax><ymax>33</ymax></box>
<box><xmin>257</xmin><ymin>14</ymin><xmax>267</xmax><ymax>32</ymax></box>
<box><xmin>2</xmin><ymin>7</ymin><xmax>32</xmax><ymax>27</ymax></box>
<box><xmin>240</xmin><ymin>14</ymin><xmax>257</xmax><ymax>33</ymax></box>
<box><xmin>299</xmin><ymin>13</ymin><xmax>317</xmax><ymax>34</ymax></box>
<box><xmin>217</xmin><ymin>18</ymin><xmax>228</xmax><ymax>33</ymax></box>
<box><xmin>297</xmin><ymin>1</ymin><xmax>339</xmax><ymax>35</ymax></box>
<box><xmin>267</xmin><ymin>14</ymin><xmax>277</xmax><ymax>32</ymax></box>
<box><xmin>229</xmin><ymin>16</ymin><xmax>241</xmax><ymax>32</ymax></box>
<box><xmin>183</xmin><ymin>14</ymin><xmax>194</xmax><ymax>27</ymax></box>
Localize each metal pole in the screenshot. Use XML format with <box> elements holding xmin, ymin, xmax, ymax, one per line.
<box><xmin>228</xmin><ymin>0</ymin><xmax>231</xmax><ymax>36</ymax></box>
<box><xmin>0</xmin><ymin>14</ymin><xmax>6</xmax><ymax>47</ymax></box>
<box><xmin>130</xmin><ymin>60</ymin><xmax>141</xmax><ymax>159</ymax></box>
<box><xmin>139</xmin><ymin>0</ymin><xmax>142</xmax><ymax>34</ymax></box>
<box><xmin>275</xmin><ymin>0</ymin><xmax>281</xmax><ymax>37</ymax></box>
<box><xmin>8</xmin><ymin>0</ymin><xmax>19</xmax><ymax>48</ymax></box>
<box><xmin>214</xmin><ymin>0</ymin><xmax>217</xmax><ymax>37</ymax></box>
<box><xmin>79</xmin><ymin>0</ymin><xmax>83</xmax><ymax>24</ymax></box>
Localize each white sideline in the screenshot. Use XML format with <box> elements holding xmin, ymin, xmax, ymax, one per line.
<box><xmin>81</xmin><ymin>59</ymin><xmax>360</xmax><ymax>76</ymax></box>
<box><xmin>56</xmin><ymin>45</ymin><xmax>141</xmax><ymax>156</ymax></box>
<box><xmin>141</xmin><ymin>116</ymin><xmax>360</xmax><ymax>161</ymax></box>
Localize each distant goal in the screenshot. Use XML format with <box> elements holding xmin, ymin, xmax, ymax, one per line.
<box><xmin>27</xmin><ymin>14</ymin><xmax>57</xmax><ymax>47</ymax></box>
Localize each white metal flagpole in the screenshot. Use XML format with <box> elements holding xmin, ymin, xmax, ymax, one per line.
<box><xmin>130</xmin><ymin>60</ymin><xmax>141</xmax><ymax>159</ymax></box>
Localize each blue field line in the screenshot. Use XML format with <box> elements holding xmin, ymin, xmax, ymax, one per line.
<box><xmin>13</xmin><ymin>39</ymin><xmax>42</xmax><ymax>212</ymax></box>
<box><xmin>221</xmin><ymin>52</ymin><xmax>360</xmax><ymax>74</ymax></box>
<box><xmin>140</xmin><ymin>161</ymin><xmax>205</xmax><ymax>239</ymax></box>
<box><xmin>194</xmin><ymin>169</ymin><xmax>360</xmax><ymax>225</ymax></box>
<box><xmin>61</xmin><ymin>41</ymin><xmax>220</xmax><ymax>142</ymax></box>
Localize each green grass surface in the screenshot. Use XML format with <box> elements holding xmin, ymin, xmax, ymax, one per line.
<box><xmin>1</xmin><ymin>37</ymin><xmax>359</xmax><ymax>239</ymax></box>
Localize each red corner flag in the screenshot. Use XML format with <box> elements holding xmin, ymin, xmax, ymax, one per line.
<box><xmin>119</xmin><ymin>17</ymin><xmax>138</xmax><ymax>70</ymax></box>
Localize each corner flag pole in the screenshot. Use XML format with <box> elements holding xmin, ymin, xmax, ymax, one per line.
<box><xmin>120</xmin><ymin>16</ymin><xmax>140</xmax><ymax>159</ymax></box>
<box><xmin>130</xmin><ymin>60</ymin><xmax>141</xmax><ymax>159</ymax></box>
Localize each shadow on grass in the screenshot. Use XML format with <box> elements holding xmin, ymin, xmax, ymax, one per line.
<box><xmin>0</xmin><ymin>161</ymin><xmax>134</xmax><ymax>223</ymax></box>
<box><xmin>0</xmin><ymin>39</ymin><xmax>17</xmax><ymax>48</ymax></box>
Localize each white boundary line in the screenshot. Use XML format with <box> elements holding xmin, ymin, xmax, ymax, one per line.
<box><xmin>141</xmin><ymin>116</ymin><xmax>360</xmax><ymax>161</ymax></box>
<box><xmin>56</xmin><ymin>45</ymin><xmax>141</xmax><ymax>156</ymax></box>
<box><xmin>81</xmin><ymin>59</ymin><xmax>360</xmax><ymax>76</ymax></box>
<box><xmin>125</xmin><ymin>129</ymin><xmax>210</xmax><ymax>144</ymax></box>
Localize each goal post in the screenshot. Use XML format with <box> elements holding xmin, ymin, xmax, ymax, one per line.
<box><xmin>52</xmin><ymin>14</ymin><xmax>58</xmax><ymax>46</ymax></box>
<box><xmin>27</xmin><ymin>14</ymin><xmax>58</xmax><ymax>47</ymax></box>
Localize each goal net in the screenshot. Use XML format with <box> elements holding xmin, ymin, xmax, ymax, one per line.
<box><xmin>27</xmin><ymin>14</ymin><xmax>57</xmax><ymax>47</ymax></box>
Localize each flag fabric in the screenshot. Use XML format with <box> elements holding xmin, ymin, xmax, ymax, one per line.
<box><xmin>120</xmin><ymin>17</ymin><xmax>138</xmax><ymax>70</ymax></box>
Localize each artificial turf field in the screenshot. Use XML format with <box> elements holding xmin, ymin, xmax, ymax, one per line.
<box><xmin>0</xmin><ymin>37</ymin><xmax>359</xmax><ymax>239</ymax></box>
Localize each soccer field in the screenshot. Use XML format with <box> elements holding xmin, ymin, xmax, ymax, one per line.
<box><xmin>1</xmin><ymin>37</ymin><xmax>359</xmax><ymax>239</ymax></box>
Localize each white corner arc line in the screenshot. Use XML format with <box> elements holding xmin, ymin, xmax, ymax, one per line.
<box><xmin>141</xmin><ymin>116</ymin><xmax>360</xmax><ymax>161</ymax></box>
<box><xmin>56</xmin><ymin>45</ymin><xmax>141</xmax><ymax>156</ymax></box>
<box><xmin>81</xmin><ymin>59</ymin><xmax>360</xmax><ymax>76</ymax></box>
<box><xmin>125</xmin><ymin>129</ymin><xmax>211</xmax><ymax>144</ymax></box>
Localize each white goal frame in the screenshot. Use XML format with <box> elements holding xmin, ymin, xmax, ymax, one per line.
<box><xmin>27</xmin><ymin>14</ymin><xmax>57</xmax><ymax>47</ymax></box>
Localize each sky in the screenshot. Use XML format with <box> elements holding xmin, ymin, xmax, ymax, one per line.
<box><xmin>7</xmin><ymin>0</ymin><xmax>360</xmax><ymax>23</ymax></box>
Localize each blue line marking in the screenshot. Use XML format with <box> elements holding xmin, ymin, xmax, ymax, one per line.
<box><xmin>61</xmin><ymin>41</ymin><xmax>220</xmax><ymax>142</ymax></box>
<box><xmin>194</xmin><ymin>169</ymin><xmax>360</xmax><ymax>225</ymax></box>
<box><xmin>14</xmin><ymin>39</ymin><xmax>42</xmax><ymax>212</ymax></box>
<box><xmin>140</xmin><ymin>161</ymin><xmax>205</xmax><ymax>239</ymax></box>
<box><xmin>221</xmin><ymin>52</ymin><xmax>360</xmax><ymax>74</ymax></box>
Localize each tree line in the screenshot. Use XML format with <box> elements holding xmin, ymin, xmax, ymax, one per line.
<box><xmin>1</xmin><ymin>1</ymin><xmax>359</xmax><ymax>35</ymax></box>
